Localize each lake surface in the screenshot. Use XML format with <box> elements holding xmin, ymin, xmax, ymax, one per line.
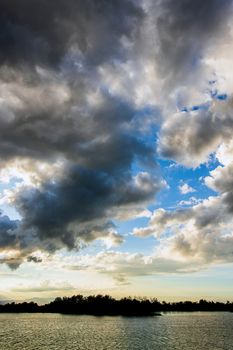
<box><xmin>0</xmin><ymin>312</ymin><xmax>232</xmax><ymax>349</ymax></box>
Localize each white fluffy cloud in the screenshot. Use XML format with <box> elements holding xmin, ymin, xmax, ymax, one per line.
<box><xmin>179</xmin><ymin>183</ymin><xmax>196</xmax><ymax>195</ymax></box>
<box><xmin>134</xmin><ymin>195</ymin><xmax>233</xmax><ymax>264</ymax></box>
<box><xmin>135</xmin><ymin>130</ymin><xmax>233</xmax><ymax>266</ymax></box>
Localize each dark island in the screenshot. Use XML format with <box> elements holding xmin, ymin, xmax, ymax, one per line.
<box><xmin>0</xmin><ymin>295</ymin><xmax>233</xmax><ymax>316</ymax></box>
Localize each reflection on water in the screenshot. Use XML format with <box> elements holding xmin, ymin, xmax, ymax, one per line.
<box><xmin>0</xmin><ymin>312</ymin><xmax>232</xmax><ymax>349</ymax></box>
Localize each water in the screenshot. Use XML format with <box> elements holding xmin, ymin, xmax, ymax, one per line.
<box><xmin>0</xmin><ymin>312</ymin><xmax>232</xmax><ymax>349</ymax></box>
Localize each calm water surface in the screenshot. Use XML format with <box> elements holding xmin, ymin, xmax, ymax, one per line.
<box><xmin>0</xmin><ymin>312</ymin><xmax>232</xmax><ymax>349</ymax></box>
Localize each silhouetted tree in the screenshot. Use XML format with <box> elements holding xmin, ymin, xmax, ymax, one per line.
<box><xmin>0</xmin><ymin>295</ymin><xmax>232</xmax><ymax>315</ymax></box>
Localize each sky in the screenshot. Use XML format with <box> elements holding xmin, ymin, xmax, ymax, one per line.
<box><xmin>0</xmin><ymin>0</ymin><xmax>233</xmax><ymax>303</ymax></box>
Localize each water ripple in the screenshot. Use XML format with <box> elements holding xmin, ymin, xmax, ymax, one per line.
<box><xmin>0</xmin><ymin>312</ymin><xmax>232</xmax><ymax>349</ymax></box>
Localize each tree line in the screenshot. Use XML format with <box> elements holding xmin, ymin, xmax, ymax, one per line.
<box><xmin>0</xmin><ymin>295</ymin><xmax>233</xmax><ymax>316</ymax></box>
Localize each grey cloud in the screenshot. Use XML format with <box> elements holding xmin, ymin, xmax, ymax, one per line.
<box><xmin>139</xmin><ymin>197</ymin><xmax>230</xmax><ymax>236</ymax></box>
<box><xmin>0</xmin><ymin>77</ymin><xmax>156</xmax><ymax>169</ymax></box>
<box><xmin>73</xmin><ymin>222</ymin><xmax>117</xmax><ymax>244</ymax></box>
<box><xmin>206</xmin><ymin>164</ymin><xmax>233</xmax><ymax>194</ymax></box>
<box><xmin>26</xmin><ymin>256</ymin><xmax>42</xmax><ymax>263</ymax></box>
<box><xmin>0</xmin><ymin>0</ymin><xmax>143</xmax><ymax>67</ymax></box>
<box><xmin>158</xmin><ymin>101</ymin><xmax>233</xmax><ymax>167</ymax></box>
<box><xmin>0</xmin><ymin>258</ymin><xmax>22</xmax><ymax>270</ymax></box>
<box><xmin>0</xmin><ymin>0</ymin><xmax>167</xmax><ymax>264</ymax></box>
<box><xmin>154</xmin><ymin>0</ymin><xmax>232</xmax><ymax>84</ymax></box>
<box><xmin>14</xmin><ymin>165</ymin><xmax>163</xmax><ymax>251</ymax></box>
<box><xmin>206</xmin><ymin>163</ymin><xmax>233</xmax><ymax>214</ymax></box>
<box><xmin>152</xmin><ymin>0</ymin><xmax>233</xmax><ymax>167</ymax></box>
<box><xmin>171</xmin><ymin>230</ymin><xmax>233</xmax><ymax>263</ymax></box>
<box><xmin>134</xmin><ymin>195</ymin><xmax>233</xmax><ymax>264</ymax></box>
<box><xmin>0</xmin><ymin>213</ymin><xmax>19</xmax><ymax>249</ymax></box>
<box><xmin>0</xmin><ymin>0</ymin><xmax>145</xmax><ymax>165</ymax></box>
<box><xmin>0</xmin><ymin>215</ymin><xmax>40</xmax><ymax>268</ymax></box>
<box><xmin>75</xmin><ymin>224</ymin><xmax>124</xmax><ymax>247</ymax></box>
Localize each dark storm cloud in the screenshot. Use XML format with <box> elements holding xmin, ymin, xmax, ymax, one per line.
<box><xmin>0</xmin><ymin>88</ymin><xmax>152</xmax><ymax>166</ymax></box>
<box><xmin>0</xmin><ymin>0</ymin><xmax>232</xmax><ymax>275</ymax></box>
<box><xmin>0</xmin><ymin>0</ymin><xmax>143</xmax><ymax>67</ymax></box>
<box><xmin>0</xmin><ymin>0</ymin><xmax>167</xmax><ymax>265</ymax></box>
<box><xmin>0</xmin><ymin>213</ymin><xmax>18</xmax><ymax>248</ymax></box>
<box><xmin>0</xmin><ymin>0</ymin><xmax>146</xmax><ymax>165</ymax></box>
<box><xmin>0</xmin><ymin>214</ymin><xmax>24</xmax><ymax>269</ymax></box>
<box><xmin>155</xmin><ymin>0</ymin><xmax>232</xmax><ymax>81</ymax></box>
<box><xmin>14</xmin><ymin>165</ymin><xmax>163</xmax><ymax>250</ymax></box>
<box><xmin>0</xmin><ymin>0</ymin><xmax>147</xmax><ymax>164</ymax></box>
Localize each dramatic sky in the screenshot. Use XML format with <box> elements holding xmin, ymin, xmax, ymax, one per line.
<box><xmin>0</xmin><ymin>0</ymin><xmax>233</xmax><ymax>303</ymax></box>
